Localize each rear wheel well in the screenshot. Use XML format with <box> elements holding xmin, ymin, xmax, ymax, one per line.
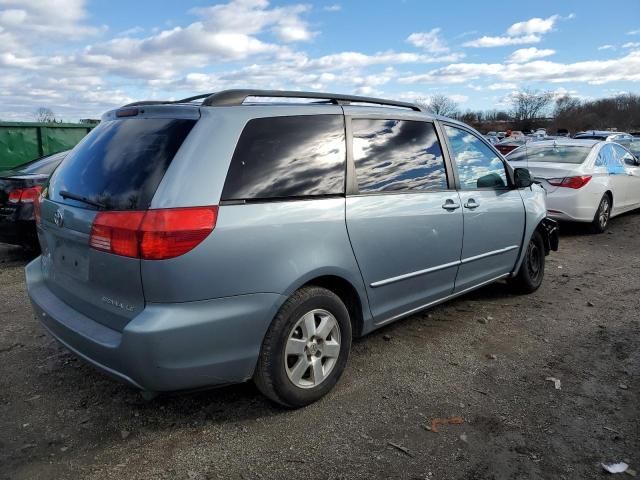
<box><xmin>604</xmin><ymin>190</ymin><xmax>613</xmax><ymax>207</ymax></box>
<box><xmin>302</xmin><ymin>276</ymin><xmax>364</xmax><ymax>337</ymax></box>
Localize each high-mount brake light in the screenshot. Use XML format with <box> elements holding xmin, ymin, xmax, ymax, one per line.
<box><xmin>89</xmin><ymin>206</ymin><xmax>218</xmax><ymax>260</ymax></box>
<box><xmin>116</xmin><ymin>108</ymin><xmax>139</xmax><ymax>117</ymax></box>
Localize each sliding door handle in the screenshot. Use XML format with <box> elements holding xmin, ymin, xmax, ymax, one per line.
<box><xmin>464</xmin><ymin>199</ymin><xmax>480</xmax><ymax>209</ymax></box>
<box><xmin>442</xmin><ymin>199</ymin><xmax>461</xmax><ymax>211</ymax></box>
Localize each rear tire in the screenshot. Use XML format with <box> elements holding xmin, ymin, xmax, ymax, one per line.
<box><xmin>509</xmin><ymin>231</ymin><xmax>545</xmax><ymax>294</ymax></box>
<box><xmin>590</xmin><ymin>194</ymin><xmax>611</xmax><ymax>234</ymax></box>
<box><xmin>254</xmin><ymin>286</ymin><xmax>352</xmax><ymax>408</ymax></box>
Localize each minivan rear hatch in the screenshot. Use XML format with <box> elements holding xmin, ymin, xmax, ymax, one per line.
<box><xmin>38</xmin><ymin>108</ymin><xmax>198</xmax><ymax>332</ymax></box>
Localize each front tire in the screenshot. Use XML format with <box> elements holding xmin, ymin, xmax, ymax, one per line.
<box><xmin>254</xmin><ymin>286</ymin><xmax>352</xmax><ymax>408</ymax></box>
<box><xmin>590</xmin><ymin>194</ymin><xmax>611</xmax><ymax>234</ymax></box>
<box><xmin>509</xmin><ymin>231</ymin><xmax>545</xmax><ymax>294</ymax></box>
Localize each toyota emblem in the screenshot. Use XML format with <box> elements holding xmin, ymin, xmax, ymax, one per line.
<box><xmin>53</xmin><ymin>208</ymin><xmax>64</xmax><ymax>227</ymax></box>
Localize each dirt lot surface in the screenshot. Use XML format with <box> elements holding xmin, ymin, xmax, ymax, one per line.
<box><xmin>1</xmin><ymin>215</ymin><xmax>638</xmax><ymax>480</ymax></box>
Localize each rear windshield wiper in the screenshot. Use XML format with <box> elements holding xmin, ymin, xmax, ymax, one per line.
<box><xmin>59</xmin><ymin>190</ymin><xmax>107</xmax><ymax>210</ymax></box>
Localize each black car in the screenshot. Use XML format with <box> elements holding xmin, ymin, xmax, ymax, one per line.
<box><xmin>0</xmin><ymin>151</ymin><xmax>67</xmax><ymax>249</ymax></box>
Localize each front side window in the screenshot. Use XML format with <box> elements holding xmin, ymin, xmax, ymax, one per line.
<box><xmin>444</xmin><ymin>125</ymin><xmax>508</xmax><ymax>189</ymax></box>
<box><xmin>221</xmin><ymin>115</ymin><xmax>345</xmax><ymax>201</ymax></box>
<box><xmin>351</xmin><ymin>119</ymin><xmax>448</xmax><ymax>193</ymax></box>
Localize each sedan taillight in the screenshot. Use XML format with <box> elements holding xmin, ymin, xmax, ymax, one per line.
<box><xmin>547</xmin><ymin>176</ymin><xmax>592</xmax><ymax>189</ymax></box>
<box><xmin>8</xmin><ymin>186</ymin><xmax>42</xmax><ymax>203</ymax></box>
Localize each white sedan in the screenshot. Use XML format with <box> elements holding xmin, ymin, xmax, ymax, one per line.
<box><xmin>506</xmin><ymin>139</ymin><xmax>640</xmax><ymax>232</ymax></box>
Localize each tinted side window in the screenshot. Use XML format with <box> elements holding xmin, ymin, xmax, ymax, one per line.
<box><xmin>221</xmin><ymin>115</ymin><xmax>345</xmax><ymax>201</ymax></box>
<box><xmin>444</xmin><ymin>125</ymin><xmax>508</xmax><ymax>190</ymax></box>
<box><xmin>352</xmin><ymin>119</ymin><xmax>448</xmax><ymax>193</ymax></box>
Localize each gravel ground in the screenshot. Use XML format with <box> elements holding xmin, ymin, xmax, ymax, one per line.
<box><xmin>0</xmin><ymin>215</ymin><xmax>638</xmax><ymax>480</ymax></box>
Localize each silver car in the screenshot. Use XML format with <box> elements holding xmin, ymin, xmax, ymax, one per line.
<box><xmin>26</xmin><ymin>90</ymin><xmax>558</xmax><ymax>408</ymax></box>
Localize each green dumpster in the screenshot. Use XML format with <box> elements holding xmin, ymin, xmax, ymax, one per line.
<box><xmin>0</xmin><ymin>122</ymin><xmax>96</xmax><ymax>170</ymax></box>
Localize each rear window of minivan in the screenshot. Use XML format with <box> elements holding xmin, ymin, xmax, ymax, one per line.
<box><xmin>48</xmin><ymin>118</ymin><xmax>196</xmax><ymax>211</ymax></box>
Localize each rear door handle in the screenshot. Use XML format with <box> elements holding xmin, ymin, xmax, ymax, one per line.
<box><xmin>464</xmin><ymin>199</ymin><xmax>480</xmax><ymax>209</ymax></box>
<box><xmin>442</xmin><ymin>199</ymin><xmax>460</xmax><ymax>211</ymax></box>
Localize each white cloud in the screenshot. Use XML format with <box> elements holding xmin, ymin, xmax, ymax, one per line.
<box><xmin>506</xmin><ymin>15</ymin><xmax>559</xmax><ymax>36</ymax></box>
<box><xmin>507</xmin><ymin>47</ymin><xmax>555</xmax><ymax>63</ymax></box>
<box><xmin>463</xmin><ymin>34</ymin><xmax>541</xmax><ymax>48</ymax></box>
<box><xmin>399</xmin><ymin>50</ymin><xmax>640</xmax><ymax>85</ymax></box>
<box><xmin>628</xmin><ymin>29</ymin><xmax>640</xmax><ymax>35</ymax></box>
<box><xmin>598</xmin><ymin>44</ymin><xmax>616</xmax><ymax>51</ymax></box>
<box><xmin>407</xmin><ymin>28</ymin><xmax>450</xmax><ymax>53</ymax></box>
<box><xmin>324</xmin><ymin>4</ymin><xmax>341</xmax><ymax>12</ymax></box>
<box><xmin>623</xmin><ymin>42</ymin><xmax>640</xmax><ymax>49</ymax></box>
<box><xmin>191</xmin><ymin>0</ymin><xmax>315</xmax><ymax>43</ymax></box>
<box><xmin>488</xmin><ymin>83</ymin><xmax>517</xmax><ymax>90</ymax></box>
<box><xmin>464</xmin><ymin>15</ymin><xmax>563</xmax><ymax>48</ymax></box>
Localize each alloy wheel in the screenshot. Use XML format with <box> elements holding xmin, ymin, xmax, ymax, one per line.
<box><xmin>598</xmin><ymin>197</ymin><xmax>610</xmax><ymax>230</ymax></box>
<box><xmin>284</xmin><ymin>309</ymin><xmax>341</xmax><ymax>389</ymax></box>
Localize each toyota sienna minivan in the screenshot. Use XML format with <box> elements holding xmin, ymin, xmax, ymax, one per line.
<box><xmin>26</xmin><ymin>90</ymin><xmax>558</xmax><ymax>408</ymax></box>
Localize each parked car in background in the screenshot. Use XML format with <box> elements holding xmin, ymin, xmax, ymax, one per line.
<box><xmin>0</xmin><ymin>151</ymin><xmax>67</xmax><ymax>249</ymax></box>
<box><xmin>507</xmin><ymin>139</ymin><xmax>640</xmax><ymax>232</ymax></box>
<box><xmin>484</xmin><ymin>134</ymin><xmax>500</xmax><ymax>145</ymax></box>
<box><xmin>495</xmin><ymin>137</ymin><xmax>528</xmax><ymax>155</ymax></box>
<box><xmin>574</xmin><ymin>130</ymin><xmax>634</xmax><ymax>147</ymax></box>
<box><xmin>25</xmin><ymin>90</ymin><xmax>558</xmax><ymax>408</ymax></box>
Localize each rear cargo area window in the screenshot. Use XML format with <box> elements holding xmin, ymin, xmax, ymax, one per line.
<box><xmin>352</xmin><ymin>119</ymin><xmax>448</xmax><ymax>193</ymax></box>
<box><xmin>48</xmin><ymin>118</ymin><xmax>196</xmax><ymax>211</ymax></box>
<box><xmin>221</xmin><ymin>115</ymin><xmax>345</xmax><ymax>201</ymax></box>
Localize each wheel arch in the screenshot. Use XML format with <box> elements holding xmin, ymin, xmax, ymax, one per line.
<box><xmin>281</xmin><ymin>269</ymin><xmax>372</xmax><ymax>338</ymax></box>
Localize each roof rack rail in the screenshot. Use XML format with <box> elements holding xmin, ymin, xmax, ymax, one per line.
<box><xmin>201</xmin><ymin>89</ymin><xmax>423</xmax><ymax>111</ymax></box>
<box><xmin>121</xmin><ymin>90</ymin><xmax>423</xmax><ymax>112</ymax></box>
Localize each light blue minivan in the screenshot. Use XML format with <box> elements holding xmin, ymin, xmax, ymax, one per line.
<box><xmin>26</xmin><ymin>90</ymin><xmax>558</xmax><ymax>407</ymax></box>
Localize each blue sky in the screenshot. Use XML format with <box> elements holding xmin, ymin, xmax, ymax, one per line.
<box><xmin>1</xmin><ymin>0</ymin><xmax>639</xmax><ymax>120</ymax></box>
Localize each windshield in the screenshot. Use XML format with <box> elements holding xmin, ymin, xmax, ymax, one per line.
<box><xmin>48</xmin><ymin>118</ymin><xmax>196</xmax><ymax>210</ymax></box>
<box><xmin>629</xmin><ymin>141</ymin><xmax>640</xmax><ymax>157</ymax></box>
<box><xmin>507</xmin><ymin>145</ymin><xmax>592</xmax><ymax>164</ymax></box>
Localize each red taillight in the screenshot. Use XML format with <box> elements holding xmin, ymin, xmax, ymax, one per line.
<box><xmin>547</xmin><ymin>176</ymin><xmax>592</xmax><ymax>189</ymax></box>
<box><xmin>89</xmin><ymin>206</ymin><xmax>218</xmax><ymax>260</ymax></box>
<box><xmin>90</xmin><ymin>211</ymin><xmax>145</xmax><ymax>257</ymax></box>
<box><xmin>8</xmin><ymin>186</ymin><xmax>42</xmax><ymax>204</ymax></box>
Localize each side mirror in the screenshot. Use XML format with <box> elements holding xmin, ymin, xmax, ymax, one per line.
<box><xmin>514</xmin><ymin>168</ymin><xmax>533</xmax><ymax>188</ymax></box>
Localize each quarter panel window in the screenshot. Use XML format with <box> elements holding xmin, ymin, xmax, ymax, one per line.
<box><xmin>351</xmin><ymin>119</ymin><xmax>448</xmax><ymax>193</ymax></box>
<box><xmin>444</xmin><ymin>125</ymin><xmax>508</xmax><ymax>190</ymax></box>
<box><xmin>221</xmin><ymin>115</ymin><xmax>346</xmax><ymax>201</ymax></box>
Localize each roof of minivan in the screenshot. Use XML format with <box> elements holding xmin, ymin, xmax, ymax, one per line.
<box><xmin>107</xmin><ymin>89</ymin><xmax>474</xmax><ymax>125</ymax></box>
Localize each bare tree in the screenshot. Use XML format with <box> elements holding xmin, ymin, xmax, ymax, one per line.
<box><xmin>34</xmin><ymin>107</ymin><xmax>56</xmax><ymax>123</ymax></box>
<box><xmin>510</xmin><ymin>89</ymin><xmax>553</xmax><ymax>130</ymax></box>
<box><xmin>416</xmin><ymin>94</ymin><xmax>459</xmax><ymax>117</ymax></box>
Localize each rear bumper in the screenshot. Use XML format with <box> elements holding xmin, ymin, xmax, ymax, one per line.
<box><xmin>545</xmin><ymin>188</ymin><xmax>600</xmax><ymax>223</ymax></box>
<box><xmin>26</xmin><ymin>257</ymin><xmax>285</xmax><ymax>392</ymax></box>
